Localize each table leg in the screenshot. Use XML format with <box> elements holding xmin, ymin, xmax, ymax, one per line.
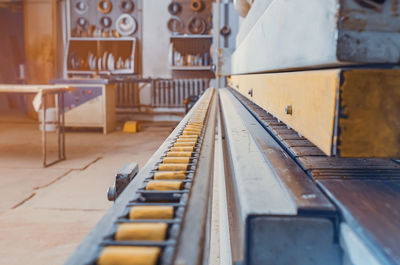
<box><xmin>56</xmin><ymin>92</ymin><xmax>60</xmax><ymax>160</ymax></box>
<box><xmin>42</xmin><ymin>94</ymin><xmax>47</xmax><ymax>167</ymax></box>
<box><xmin>40</xmin><ymin>90</ymin><xmax>67</xmax><ymax>167</ymax></box>
<box><xmin>61</xmin><ymin>92</ymin><xmax>66</xmax><ymax>159</ymax></box>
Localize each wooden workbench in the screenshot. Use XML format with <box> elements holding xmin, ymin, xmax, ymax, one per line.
<box><xmin>0</xmin><ymin>84</ymin><xmax>75</xmax><ymax>167</ymax></box>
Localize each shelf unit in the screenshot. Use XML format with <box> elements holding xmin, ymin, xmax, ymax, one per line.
<box><xmin>170</xmin><ymin>66</ymin><xmax>212</xmax><ymax>71</ymax></box>
<box><xmin>65</xmin><ymin>38</ymin><xmax>137</xmax><ymax>76</ymax></box>
<box><xmin>64</xmin><ymin>0</ymin><xmax>142</xmax><ymax>77</ymax></box>
<box><xmin>170</xmin><ymin>35</ymin><xmax>213</xmax><ymax>39</ymax></box>
<box><xmin>69</xmin><ymin>37</ymin><xmax>136</xmax><ymax>41</ymax></box>
<box><xmin>166</xmin><ymin>0</ymin><xmax>214</xmax><ymax>78</ymax></box>
<box><xmin>169</xmin><ymin>35</ymin><xmax>213</xmax><ymax>74</ymax></box>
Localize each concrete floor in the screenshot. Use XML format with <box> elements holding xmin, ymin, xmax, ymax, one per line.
<box><xmin>0</xmin><ymin>112</ymin><xmax>174</xmax><ymax>265</ymax></box>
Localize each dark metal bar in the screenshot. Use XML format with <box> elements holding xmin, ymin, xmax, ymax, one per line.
<box><xmin>219</xmin><ymin>88</ymin><xmax>340</xmax><ymax>265</ymax></box>
<box><xmin>57</xmin><ymin>91</ymin><xmax>61</xmax><ymax>160</ymax></box>
<box><xmin>41</xmin><ymin>90</ymin><xmax>67</xmax><ymax>168</ymax></box>
<box><xmin>61</xmin><ymin>91</ymin><xmax>65</xmax><ymax>160</ymax></box>
<box><xmin>42</xmin><ymin>94</ymin><xmax>47</xmax><ymax>168</ymax></box>
<box><xmin>151</xmin><ymin>80</ymin><xmax>156</xmax><ymax>107</ymax></box>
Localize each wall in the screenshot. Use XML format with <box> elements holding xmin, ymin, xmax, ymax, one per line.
<box><xmin>140</xmin><ymin>0</ymin><xmax>172</xmax><ymax>106</ymax></box>
<box><xmin>142</xmin><ymin>0</ymin><xmax>172</xmax><ymax>79</ymax></box>
<box><xmin>0</xmin><ymin>4</ymin><xmax>25</xmax><ymax>83</ymax></box>
<box><xmin>0</xmin><ymin>3</ymin><xmax>26</xmax><ymax>111</ymax></box>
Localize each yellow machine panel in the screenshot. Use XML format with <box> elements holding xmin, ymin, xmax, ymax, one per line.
<box><xmin>230</xmin><ymin>69</ymin><xmax>400</xmax><ymax>157</ymax></box>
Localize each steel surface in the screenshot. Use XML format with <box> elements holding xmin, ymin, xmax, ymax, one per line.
<box><xmin>232</xmin><ymin>0</ymin><xmax>400</xmax><ymax>74</ymax></box>
<box><xmin>219</xmin><ymin>88</ymin><xmax>340</xmax><ymax>265</ymax></box>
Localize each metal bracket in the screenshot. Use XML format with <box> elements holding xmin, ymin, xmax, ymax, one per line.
<box><xmin>107</xmin><ymin>162</ymin><xmax>139</xmax><ymax>201</ymax></box>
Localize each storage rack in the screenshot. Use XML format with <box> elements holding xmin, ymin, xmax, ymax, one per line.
<box><xmin>167</xmin><ymin>1</ymin><xmax>214</xmax><ymax>77</ymax></box>
<box><xmin>64</xmin><ymin>0</ymin><xmax>142</xmax><ymax>77</ymax></box>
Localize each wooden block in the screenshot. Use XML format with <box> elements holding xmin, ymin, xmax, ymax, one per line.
<box><xmin>170</xmin><ymin>146</ymin><xmax>194</xmax><ymax>152</ymax></box>
<box><xmin>115</xmin><ymin>223</ymin><xmax>168</xmax><ymax>241</ymax></box>
<box><xmin>123</xmin><ymin>121</ymin><xmax>140</xmax><ymax>133</ymax></box>
<box><xmin>182</xmin><ymin>131</ymin><xmax>201</xmax><ymax>136</ymax></box>
<box><xmin>98</xmin><ymin>246</ymin><xmax>161</xmax><ymax>265</ymax></box>
<box><xmin>176</xmin><ymin>138</ymin><xmax>198</xmax><ymax>143</ymax></box>
<box><xmin>163</xmin><ymin>157</ymin><xmax>191</xmax><ymax>164</ymax></box>
<box><xmin>184</xmin><ymin>127</ymin><xmax>202</xmax><ymax>132</ymax></box>
<box><xmin>166</xmin><ymin>151</ymin><xmax>192</xmax><ymax>157</ymax></box>
<box><xmin>230</xmin><ymin>69</ymin><xmax>400</xmax><ymax>157</ymax></box>
<box><xmin>174</xmin><ymin>141</ymin><xmax>197</xmax><ymax>147</ymax></box>
<box><xmin>146</xmin><ymin>181</ymin><xmax>184</xmax><ymax>191</ymax></box>
<box><xmin>158</xmin><ymin>163</ymin><xmax>188</xmax><ymax>171</ymax></box>
<box><xmin>186</xmin><ymin>124</ymin><xmax>203</xmax><ymax>128</ymax></box>
<box><xmin>129</xmin><ymin>206</ymin><xmax>174</xmax><ymax>220</ymax></box>
<box><xmin>154</xmin><ymin>171</ymin><xmax>187</xmax><ymax>180</ymax></box>
<box><xmin>179</xmin><ymin>135</ymin><xmax>199</xmax><ymax>139</ymax></box>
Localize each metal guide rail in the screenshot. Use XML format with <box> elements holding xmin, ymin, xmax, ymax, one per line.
<box><xmin>228</xmin><ymin>87</ymin><xmax>400</xmax><ymax>265</ymax></box>
<box><xmin>66</xmin><ymin>87</ymin><xmax>216</xmax><ymax>265</ymax></box>
<box><xmin>228</xmin><ymin>87</ymin><xmax>400</xmax><ymax>179</ymax></box>
<box><xmin>218</xmin><ymin>88</ymin><xmax>341</xmax><ymax>265</ymax></box>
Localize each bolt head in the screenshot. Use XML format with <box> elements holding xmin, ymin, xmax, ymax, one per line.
<box><xmin>107</xmin><ymin>186</ymin><xmax>116</xmax><ymax>201</ymax></box>
<box><xmin>285</xmin><ymin>105</ymin><xmax>293</xmax><ymax>115</ymax></box>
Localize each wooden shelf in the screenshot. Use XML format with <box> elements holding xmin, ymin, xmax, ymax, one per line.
<box><xmin>69</xmin><ymin>37</ymin><xmax>136</xmax><ymax>41</ymax></box>
<box><xmin>67</xmin><ymin>69</ymin><xmax>133</xmax><ymax>74</ymax></box>
<box><xmin>170</xmin><ymin>66</ymin><xmax>212</xmax><ymax>71</ymax></box>
<box><xmin>170</xmin><ymin>35</ymin><xmax>212</xmax><ymax>39</ymax></box>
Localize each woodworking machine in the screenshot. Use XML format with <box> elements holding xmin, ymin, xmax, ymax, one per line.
<box><xmin>65</xmin><ymin>0</ymin><xmax>400</xmax><ymax>264</ymax></box>
<box><xmin>65</xmin><ymin>87</ymin><xmax>400</xmax><ymax>265</ymax></box>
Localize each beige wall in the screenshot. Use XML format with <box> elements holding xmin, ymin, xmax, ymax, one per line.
<box><xmin>140</xmin><ymin>0</ymin><xmax>172</xmax><ymax>105</ymax></box>
<box><xmin>142</xmin><ymin>0</ymin><xmax>171</xmax><ymax>79</ymax></box>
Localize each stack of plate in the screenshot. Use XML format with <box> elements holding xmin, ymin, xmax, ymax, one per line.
<box><xmin>88</xmin><ymin>52</ymin><xmax>117</xmax><ymax>71</ymax></box>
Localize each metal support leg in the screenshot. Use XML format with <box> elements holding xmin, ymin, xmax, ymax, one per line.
<box><xmin>42</xmin><ymin>94</ymin><xmax>47</xmax><ymax>167</ymax></box>
<box><xmin>57</xmin><ymin>91</ymin><xmax>61</xmax><ymax>161</ymax></box>
<box><xmin>61</xmin><ymin>91</ymin><xmax>66</xmax><ymax>160</ymax></box>
<box><xmin>42</xmin><ymin>91</ymin><xmax>66</xmax><ymax>167</ymax></box>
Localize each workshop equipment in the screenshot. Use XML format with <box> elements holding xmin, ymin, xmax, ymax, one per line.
<box><xmin>0</xmin><ymin>84</ymin><xmax>74</xmax><ymax>167</ymax></box>
<box><xmin>232</xmin><ymin>0</ymin><xmax>400</xmax><ymax>74</ymax></box>
<box><xmin>51</xmin><ymin>79</ymin><xmax>116</xmax><ymax>134</ymax></box>
<box><xmin>229</xmin><ymin>68</ymin><xmax>400</xmax><ymax>157</ymax></box>
<box><xmin>63</xmin><ymin>1</ymin><xmax>400</xmax><ymax>264</ymax></box>
<box><xmin>107</xmin><ymin>162</ymin><xmax>139</xmax><ymax>202</ymax></box>
<box><xmin>66</xmin><ymin>87</ymin><xmax>400</xmax><ymax>265</ymax></box>
<box><xmin>66</xmin><ymin>88</ymin><xmax>216</xmax><ymax>265</ymax></box>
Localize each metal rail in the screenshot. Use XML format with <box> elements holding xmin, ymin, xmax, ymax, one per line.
<box><xmin>228</xmin><ymin>87</ymin><xmax>400</xmax><ymax>265</ymax></box>
<box><xmin>66</xmin><ymin>86</ymin><xmax>400</xmax><ymax>265</ymax></box>
<box><xmin>65</xmin><ymin>88</ymin><xmax>216</xmax><ymax>265</ymax></box>
<box><xmin>42</xmin><ymin>90</ymin><xmax>67</xmax><ymax>167</ymax></box>
<box><xmin>219</xmin><ymin>88</ymin><xmax>340</xmax><ymax>265</ymax></box>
